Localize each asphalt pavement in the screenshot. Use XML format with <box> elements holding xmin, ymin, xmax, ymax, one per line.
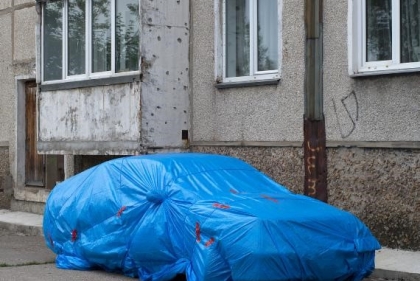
<box><xmin>0</xmin><ymin>228</ymin><xmax>134</xmax><ymax>281</ymax></box>
<box><xmin>0</xmin><ymin>225</ymin><xmax>411</xmax><ymax>281</ymax></box>
<box><xmin>0</xmin><ymin>227</ymin><xmax>396</xmax><ymax>281</ymax></box>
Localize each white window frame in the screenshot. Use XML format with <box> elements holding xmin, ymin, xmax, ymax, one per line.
<box><xmin>349</xmin><ymin>0</ymin><xmax>420</xmax><ymax>76</ymax></box>
<box><xmin>41</xmin><ymin>0</ymin><xmax>140</xmax><ymax>84</ymax></box>
<box><xmin>215</xmin><ymin>0</ymin><xmax>282</xmax><ymax>84</ymax></box>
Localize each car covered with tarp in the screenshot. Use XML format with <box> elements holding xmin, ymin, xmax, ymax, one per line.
<box><xmin>44</xmin><ymin>153</ymin><xmax>380</xmax><ymax>281</ymax></box>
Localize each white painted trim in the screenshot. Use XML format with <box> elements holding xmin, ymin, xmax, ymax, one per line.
<box><xmin>136</xmin><ymin>0</ymin><xmax>141</xmax><ymax>74</ymax></box>
<box><xmin>111</xmin><ymin>0</ymin><xmax>116</xmax><ymax>74</ymax></box>
<box><xmin>392</xmin><ymin>0</ymin><xmax>400</xmax><ymax>65</ymax></box>
<box><xmin>214</xmin><ymin>0</ymin><xmax>223</xmax><ymax>81</ymax></box>
<box><xmin>250</xmin><ymin>0</ymin><xmax>257</xmax><ymax>76</ymax></box>
<box><xmin>41</xmin><ymin>0</ymin><xmax>140</xmax><ymax>83</ymax></box>
<box><xmin>277</xmin><ymin>0</ymin><xmax>283</xmax><ymax>79</ymax></box>
<box><xmin>216</xmin><ymin>0</ymin><xmax>282</xmax><ymax>84</ymax></box>
<box><xmin>222</xmin><ymin>73</ymin><xmax>280</xmax><ymax>83</ymax></box>
<box><xmin>63</xmin><ymin>0</ymin><xmax>68</xmax><ymax>79</ymax></box>
<box><xmin>361</xmin><ymin>0</ymin><xmax>367</xmax><ymax>66</ymax></box>
<box><xmin>348</xmin><ymin>0</ymin><xmax>356</xmax><ymax>76</ymax></box>
<box><xmin>86</xmin><ymin>0</ymin><xmax>91</xmax><ymax>76</ymax></box>
<box><xmin>349</xmin><ymin>0</ymin><xmax>420</xmax><ymax>77</ymax></box>
<box><xmin>41</xmin><ymin>70</ymin><xmax>140</xmax><ymax>85</ymax></box>
<box><xmin>221</xmin><ymin>0</ymin><xmax>227</xmax><ymax>80</ymax></box>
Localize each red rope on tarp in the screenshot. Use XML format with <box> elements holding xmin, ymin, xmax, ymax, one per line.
<box><xmin>213</xmin><ymin>203</ymin><xmax>230</xmax><ymax>209</ymax></box>
<box><xmin>261</xmin><ymin>194</ymin><xmax>279</xmax><ymax>203</ymax></box>
<box><xmin>71</xmin><ymin>229</ymin><xmax>77</xmax><ymax>242</ymax></box>
<box><xmin>116</xmin><ymin>206</ymin><xmax>127</xmax><ymax>217</ymax></box>
<box><xmin>195</xmin><ymin>222</ymin><xmax>201</xmax><ymax>242</ymax></box>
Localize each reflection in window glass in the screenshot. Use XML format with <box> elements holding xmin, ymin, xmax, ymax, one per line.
<box><xmin>116</xmin><ymin>0</ymin><xmax>139</xmax><ymax>72</ymax></box>
<box><xmin>44</xmin><ymin>1</ymin><xmax>63</xmax><ymax>81</ymax></box>
<box><xmin>226</xmin><ymin>0</ymin><xmax>250</xmax><ymax>77</ymax></box>
<box><xmin>366</xmin><ymin>0</ymin><xmax>392</xmax><ymax>61</ymax></box>
<box><xmin>257</xmin><ymin>0</ymin><xmax>278</xmax><ymax>71</ymax></box>
<box><xmin>68</xmin><ymin>0</ymin><xmax>86</xmax><ymax>75</ymax></box>
<box><xmin>400</xmin><ymin>0</ymin><xmax>420</xmax><ymax>63</ymax></box>
<box><xmin>92</xmin><ymin>0</ymin><xmax>111</xmax><ymax>73</ymax></box>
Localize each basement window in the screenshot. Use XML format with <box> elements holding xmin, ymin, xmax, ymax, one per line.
<box><xmin>42</xmin><ymin>0</ymin><xmax>139</xmax><ymax>83</ymax></box>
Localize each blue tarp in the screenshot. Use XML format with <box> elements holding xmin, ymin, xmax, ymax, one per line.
<box><xmin>44</xmin><ymin>153</ymin><xmax>380</xmax><ymax>281</ymax></box>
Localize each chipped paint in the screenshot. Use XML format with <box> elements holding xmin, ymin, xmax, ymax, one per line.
<box><xmin>38</xmin><ymin>82</ymin><xmax>141</xmax><ymax>154</ymax></box>
<box><xmin>37</xmin><ymin>0</ymin><xmax>190</xmax><ymax>154</ymax></box>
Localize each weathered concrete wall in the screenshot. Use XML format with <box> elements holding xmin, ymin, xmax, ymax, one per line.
<box><xmin>38</xmin><ymin>83</ymin><xmax>142</xmax><ymax>155</ymax></box>
<box><xmin>190</xmin><ymin>0</ymin><xmax>420</xmax><ymax>251</ymax></box>
<box><xmin>192</xmin><ymin>146</ymin><xmax>420</xmax><ymax>250</ymax></box>
<box><xmin>191</xmin><ymin>0</ymin><xmax>420</xmax><ymax>143</ymax></box>
<box><xmin>0</xmin><ymin>1</ymin><xmax>38</xmax><ymax>210</ymax></box>
<box><xmin>191</xmin><ymin>0</ymin><xmax>305</xmax><ymax>142</ymax></box>
<box><xmin>0</xmin><ymin>5</ymin><xmax>14</xmax><ymax>145</ymax></box>
<box><xmin>38</xmin><ymin>0</ymin><xmax>190</xmax><ymax>154</ymax></box>
<box><xmin>140</xmin><ymin>0</ymin><xmax>190</xmax><ymax>149</ymax></box>
<box><xmin>0</xmin><ymin>146</ymin><xmax>12</xmax><ymax>209</ymax></box>
<box><xmin>324</xmin><ymin>0</ymin><xmax>420</xmax><ymax>142</ymax></box>
<box><xmin>328</xmin><ymin>147</ymin><xmax>420</xmax><ymax>249</ymax></box>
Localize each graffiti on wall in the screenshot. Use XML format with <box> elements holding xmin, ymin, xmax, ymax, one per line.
<box><xmin>333</xmin><ymin>91</ymin><xmax>359</xmax><ymax>139</ymax></box>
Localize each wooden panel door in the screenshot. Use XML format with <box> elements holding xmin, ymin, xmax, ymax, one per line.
<box><xmin>25</xmin><ymin>82</ymin><xmax>45</xmax><ymax>187</ymax></box>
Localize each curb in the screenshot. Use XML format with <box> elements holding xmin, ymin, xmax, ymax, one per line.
<box><xmin>372</xmin><ymin>269</ymin><xmax>420</xmax><ymax>281</ymax></box>
<box><xmin>0</xmin><ymin>210</ymin><xmax>43</xmax><ymax>236</ymax></box>
<box><xmin>0</xmin><ymin>220</ymin><xmax>43</xmax><ymax>236</ymax></box>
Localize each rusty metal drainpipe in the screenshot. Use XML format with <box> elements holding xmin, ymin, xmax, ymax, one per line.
<box><xmin>304</xmin><ymin>0</ymin><xmax>327</xmax><ymax>202</ymax></box>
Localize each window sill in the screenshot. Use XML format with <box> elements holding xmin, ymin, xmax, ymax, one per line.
<box><xmin>40</xmin><ymin>74</ymin><xmax>141</xmax><ymax>91</ymax></box>
<box><xmin>215</xmin><ymin>79</ymin><xmax>280</xmax><ymax>89</ymax></box>
<box><xmin>349</xmin><ymin>65</ymin><xmax>420</xmax><ymax>77</ymax></box>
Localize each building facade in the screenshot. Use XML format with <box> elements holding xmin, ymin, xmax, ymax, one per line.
<box><xmin>0</xmin><ymin>0</ymin><xmax>419</xmax><ymax>249</ymax></box>
<box><xmin>0</xmin><ymin>0</ymin><xmax>39</xmax><ymax>210</ymax></box>
<box><xmin>190</xmin><ymin>0</ymin><xmax>420</xmax><ymax>250</ymax></box>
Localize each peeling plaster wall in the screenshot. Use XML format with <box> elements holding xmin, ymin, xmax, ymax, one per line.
<box><xmin>38</xmin><ymin>0</ymin><xmax>190</xmax><ymax>154</ymax></box>
<box><xmin>38</xmin><ymin>83</ymin><xmax>141</xmax><ymax>155</ymax></box>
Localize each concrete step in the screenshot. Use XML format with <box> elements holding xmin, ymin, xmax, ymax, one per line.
<box><xmin>370</xmin><ymin>248</ymin><xmax>420</xmax><ymax>280</ymax></box>
<box><xmin>0</xmin><ymin>209</ymin><xmax>419</xmax><ymax>280</ymax></box>
<box><xmin>0</xmin><ymin>209</ymin><xmax>43</xmax><ymax>236</ymax></box>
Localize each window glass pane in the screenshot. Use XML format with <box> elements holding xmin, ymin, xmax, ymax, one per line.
<box><xmin>68</xmin><ymin>0</ymin><xmax>86</xmax><ymax>75</ymax></box>
<box><xmin>401</xmin><ymin>0</ymin><xmax>420</xmax><ymax>63</ymax></box>
<box><xmin>43</xmin><ymin>1</ymin><xmax>63</xmax><ymax>81</ymax></box>
<box><xmin>92</xmin><ymin>0</ymin><xmax>111</xmax><ymax>73</ymax></box>
<box><xmin>116</xmin><ymin>0</ymin><xmax>139</xmax><ymax>73</ymax></box>
<box><xmin>366</xmin><ymin>0</ymin><xmax>392</xmax><ymax>61</ymax></box>
<box><xmin>257</xmin><ymin>0</ymin><xmax>278</xmax><ymax>71</ymax></box>
<box><xmin>226</xmin><ymin>0</ymin><xmax>250</xmax><ymax>77</ymax></box>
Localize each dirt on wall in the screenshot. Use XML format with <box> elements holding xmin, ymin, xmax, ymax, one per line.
<box><xmin>191</xmin><ymin>146</ymin><xmax>420</xmax><ymax>250</ymax></box>
<box><xmin>0</xmin><ymin>147</ymin><xmax>11</xmax><ymax>209</ymax></box>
